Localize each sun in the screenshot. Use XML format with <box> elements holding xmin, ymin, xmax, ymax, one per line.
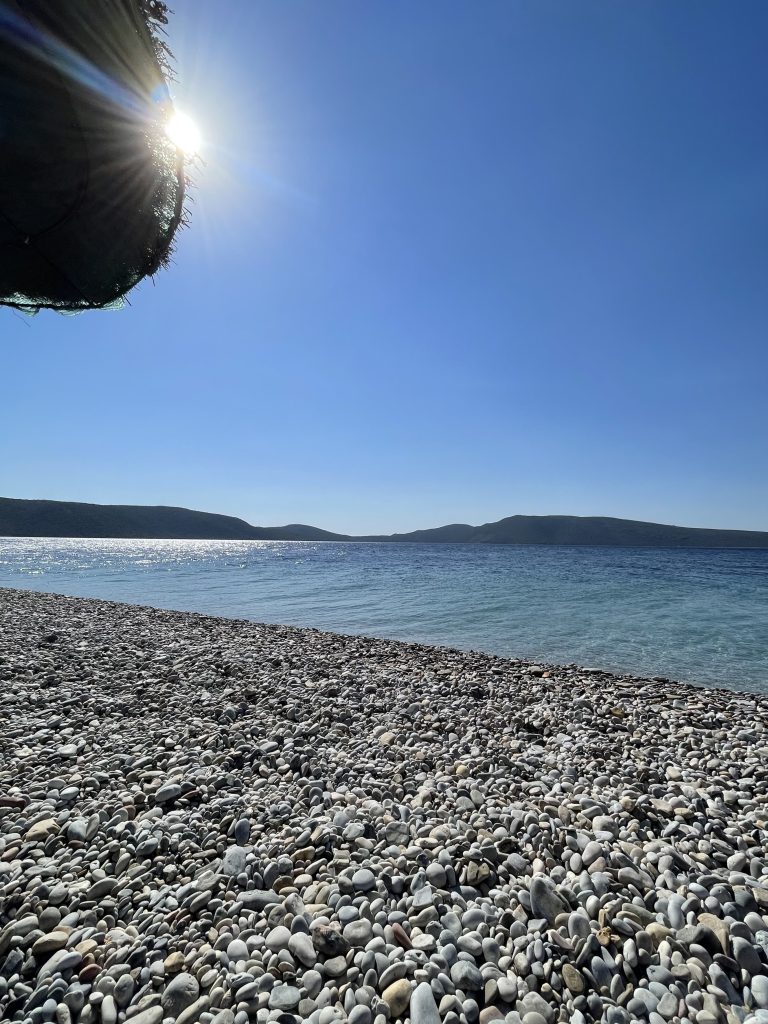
<box><xmin>165</xmin><ymin>111</ymin><xmax>201</xmax><ymax>155</ymax></box>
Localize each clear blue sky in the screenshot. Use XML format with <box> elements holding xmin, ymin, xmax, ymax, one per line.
<box><xmin>2</xmin><ymin>0</ymin><xmax>766</xmax><ymax>533</ymax></box>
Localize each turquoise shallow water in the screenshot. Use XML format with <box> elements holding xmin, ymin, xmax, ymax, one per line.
<box><xmin>0</xmin><ymin>538</ymin><xmax>766</xmax><ymax>693</ymax></box>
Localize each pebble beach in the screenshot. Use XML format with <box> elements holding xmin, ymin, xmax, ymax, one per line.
<box><xmin>0</xmin><ymin>588</ymin><xmax>766</xmax><ymax>1024</ymax></box>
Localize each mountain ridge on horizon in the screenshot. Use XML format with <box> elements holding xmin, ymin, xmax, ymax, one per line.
<box><xmin>1</xmin><ymin>497</ymin><xmax>767</xmax><ymax>549</ymax></box>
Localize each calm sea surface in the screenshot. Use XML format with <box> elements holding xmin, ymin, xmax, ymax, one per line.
<box><xmin>0</xmin><ymin>538</ymin><xmax>766</xmax><ymax>693</ymax></box>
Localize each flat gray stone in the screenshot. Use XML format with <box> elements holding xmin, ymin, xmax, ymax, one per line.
<box><xmin>239</xmin><ymin>889</ymin><xmax>280</xmax><ymax>910</ymax></box>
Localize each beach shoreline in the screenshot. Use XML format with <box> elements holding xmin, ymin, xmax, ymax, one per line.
<box><xmin>1</xmin><ymin>588</ymin><xmax>766</xmax><ymax>1024</ymax></box>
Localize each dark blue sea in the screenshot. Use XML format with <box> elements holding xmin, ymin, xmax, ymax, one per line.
<box><xmin>0</xmin><ymin>538</ymin><xmax>765</xmax><ymax>693</ymax></box>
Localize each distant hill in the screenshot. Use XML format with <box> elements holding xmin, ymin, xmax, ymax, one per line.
<box><xmin>374</xmin><ymin>514</ymin><xmax>768</xmax><ymax>548</ymax></box>
<box><xmin>1</xmin><ymin>498</ymin><xmax>767</xmax><ymax>548</ymax></box>
<box><xmin>0</xmin><ymin>498</ymin><xmax>341</xmax><ymax>542</ymax></box>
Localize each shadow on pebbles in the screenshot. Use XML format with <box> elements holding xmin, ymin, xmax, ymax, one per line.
<box><xmin>0</xmin><ymin>588</ymin><xmax>766</xmax><ymax>1024</ymax></box>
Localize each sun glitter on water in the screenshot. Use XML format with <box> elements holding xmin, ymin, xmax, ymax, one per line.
<box><xmin>165</xmin><ymin>111</ymin><xmax>201</xmax><ymax>155</ymax></box>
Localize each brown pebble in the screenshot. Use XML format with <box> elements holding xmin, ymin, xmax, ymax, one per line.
<box><xmin>79</xmin><ymin>964</ymin><xmax>101</xmax><ymax>984</ymax></box>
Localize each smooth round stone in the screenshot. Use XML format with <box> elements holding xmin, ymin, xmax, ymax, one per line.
<box><xmin>353</xmin><ymin>869</ymin><xmax>376</xmax><ymax>892</ymax></box>
<box><xmin>382</xmin><ymin>979</ymin><xmax>412</xmax><ymax>1017</ymax></box>
<box><xmin>518</xmin><ymin>994</ymin><xmax>554</xmax><ymax>1024</ymax></box>
<box><xmin>605</xmin><ymin>1010</ymin><xmax>630</xmax><ymax>1024</ymax></box>
<box><xmin>33</xmin><ymin>932</ymin><xmax>69</xmax><ymax>956</ymax></box>
<box><xmin>646</xmin><ymin>967</ymin><xmax>674</xmax><ymax>987</ymax></box>
<box><xmin>481</xmin><ymin>937</ymin><xmax>501</xmax><ymax>962</ymax></box>
<box><xmin>753</xmin><ymin>976</ymin><xmax>768</xmax><ymax>1010</ymax></box>
<box><xmin>733</xmin><ymin>936</ymin><xmax>762</xmax><ymax>975</ymax></box>
<box><xmin>38</xmin><ymin>908</ymin><xmax>62</xmax><ymax>932</ymax></box>
<box><xmin>458</xmin><ymin>934</ymin><xmax>483</xmax><ymax>957</ymax></box>
<box><xmin>582</xmin><ymin>842</ymin><xmax>602</xmax><ymax>867</ymax></box>
<box><xmin>343</xmin><ymin>920</ymin><xmax>373</xmax><ymax>947</ymax></box>
<box><xmin>462</xmin><ymin>910</ymin><xmax>486</xmax><ymax>930</ymax></box>
<box><xmin>410</xmin><ymin>982</ymin><xmax>441</xmax><ymax>1024</ymax></box>
<box><xmin>42</xmin><ymin>997</ymin><xmax>59</xmax><ymax>1020</ymax></box>
<box><xmin>323</xmin><ymin>956</ymin><xmax>348</xmax><ymax>978</ymax></box>
<box><xmin>655</xmin><ymin>992</ymin><xmax>677</xmax><ymax>1019</ymax></box>
<box><xmin>302</xmin><ymin>971</ymin><xmax>323</xmax><ymax>999</ymax></box>
<box><xmin>628</xmin><ymin>989</ymin><xmax>659</xmax><ymax>1016</ymax></box>
<box><xmin>155</xmin><ymin>783</ymin><xmax>182</xmax><ymax>803</ymax></box>
<box><xmin>497</xmin><ymin>978</ymin><xmax>517</xmax><ymax>1003</ymax></box>
<box><xmin>266</xmin><ymin>926</ymin><xmax>291</xmax><ymax>952</ymax></box>
<box><xmin>161</xmin><ymin>973</ymin><xmax>200</xmax><ymax>1017</ymax></box>
<box><xmin>744</xmin><ymin>913</ymin><xmax>765</xmax><ymax>934</ymax></box>
<box><xmin>450</xmin><ymin>962</ymin><xmax>483</xmax><ymax>991</ymax></box>
<box><xmin>209</xmin><ymin>1013</ymin><xmax>235</xmax><ymax>1024</ymax></box>
<box><xmin>114</xmin><ymin>975</ymin><xmax>134</xmax><ymax>1008</ymax></box>
<box><xmin>234</xmin><ymin>980</ymin><xmax>259</xmax><ymax>1002</ymax></box>
<box><xmin>348</xmin><ymin>1007</ymin><xmax>373</xmax><ymax>1024</ymax></box>
<box><xmin>479</xmin><ymin>1010</ymin><xmax>505</xmax><ymax>1024</ymax></box>
<box><xmin>384</xmin><ymin>821</ymin><xmax>411</xmax><ymax>846</ymax></box>
<box><xmin>530</xmin><ymin>878</ymin><xmax>567</xmax><ymax>925</ymax></box>
<box><xmin>463</xmin><ymin>999</ymin><xmax>480</xmax><ymax>1023</ymax></box>
<box><xmin>268</xmin><ymin>986</ymin><xmax>301</xmax><ymax>1010</ymax></box>
<box><xmin>590</xmin><ymin>956</ymin><xmax>612</xmax><ymax>992</ymax></box>
<box><xmin>586</xmin><ymin>994</ymin><xmax>604</xmax><ymax>1019</ymax></box>
<box><xmin>227</xmin><ymin>939</ymin><xmax>249</xmax><ymax>961</ymax></box>
<box><xmin>120</xmin><ymin>1010</ymin><xmax>163</xmax><ymax>1024</ymax></box>
<box><xmin>426</xmin><ymin>864</ymin><xmax>447</xmax><ymax>888</ymax></box>
<box><xmin>591</xmin><ymin>816</ymin><xmax>619</xmax><ymax>838</ymax></box>
<box><xmin>568</xmin><ymin>914</ymin><xmax>591</xmax><ymax>940</ymax></box>
<box><xmin>288</xmin><ymin>932</ymin><xmax>316</xmax><ymax>967</ymax></box>
<box><xmin>562</xmin><ymin>964</ymin><xmax>584</xmax><ymax>994</ymax></box>
<box><xmin>101</xmin><ymin>994</ymin><xmax>118</xmax><ymax>1024</ymax></box>
<box><xmin>234</xmin><ymin>819</ymin><xmax>251</xmax><ymax>845</ymax></box>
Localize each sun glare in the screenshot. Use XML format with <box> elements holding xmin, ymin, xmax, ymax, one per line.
<box><xmin>166</xmin><ymin>111</ymin><xmax>201</xmax><ymax>155</ymax></box>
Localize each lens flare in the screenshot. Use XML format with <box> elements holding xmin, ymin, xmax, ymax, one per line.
<box><xmin>166</xmin><ymin>111</ymin><xmax>201</xmax><ymax>155</ymax></box>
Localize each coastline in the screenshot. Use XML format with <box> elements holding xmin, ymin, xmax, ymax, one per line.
<box><xmin>0</xmin><ymin>588</ymin><xmax>766</xmax><ymax>1024</ymax></box>
<box><xmin>2</xmin><ymin>539</ymin><xmax>766</xmax><ymax>694</ymax></box>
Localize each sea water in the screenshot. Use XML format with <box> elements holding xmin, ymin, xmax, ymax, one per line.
<box><xmin>0</xmin><ymin>538</ymin><xmax>765</xmax><ymax>693</ymax></box>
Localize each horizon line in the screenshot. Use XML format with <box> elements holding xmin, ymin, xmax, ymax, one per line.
<box><xmin>3</xmin><ymin>495</ymin><xmax>767</xmax><ymax>537</ymax></box>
